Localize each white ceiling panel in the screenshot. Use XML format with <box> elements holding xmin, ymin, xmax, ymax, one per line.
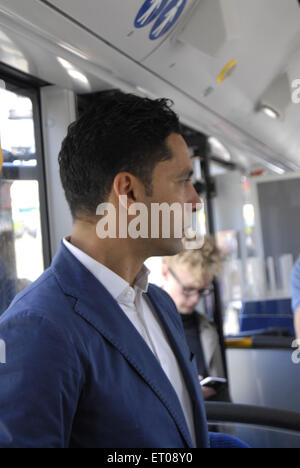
<box><xmin>144</xmin><ymin>0</ymin><xmax>300</xmax><ymax>167</ymax></box>
<box><xmin>45</xmin><ymin>0</ymin><xmax>197</xmax><ymax>61</ymax></box>
<box><xmin>0</xmin><ymin>0</ymin><xmax>300</xmax><ymax>171</ymax></box>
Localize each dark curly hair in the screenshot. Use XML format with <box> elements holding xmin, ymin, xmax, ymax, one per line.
<box><xmin>59</xmin><ymin>90</ymin><xmax>181</xmax><ymax>219</ymax></box>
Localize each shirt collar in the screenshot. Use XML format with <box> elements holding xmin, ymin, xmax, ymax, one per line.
<box><xmin>63</xmin><ymin>237</ymin><xmax>150</xmax><ymax>303</ymax></box>
<box><xmin>115</xmin><ymin>264</ymin><xmax>150</xmax><ymax>306</ymax></box>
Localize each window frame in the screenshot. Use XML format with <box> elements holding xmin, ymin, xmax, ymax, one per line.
<box><xmin>0</xmin><ymin>63</ymin><xmax>51</xmax><ymax>270</ymax></box>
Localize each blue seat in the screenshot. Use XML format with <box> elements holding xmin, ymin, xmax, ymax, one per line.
<box><xmin>240</xmin><ymin>299</ymin><xmax>294</xmax><ymax>335</ymax></box>
<box><xmin>209</xmin><ymin>432</ymin><xmax>250</xmax><ymax>448</ymax></box>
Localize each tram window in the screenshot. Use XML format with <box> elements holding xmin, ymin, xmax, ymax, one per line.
<box><xmin>0</xmin><ymin>82</ymin><xmax>49</xmax><ymax>315</ymax></box>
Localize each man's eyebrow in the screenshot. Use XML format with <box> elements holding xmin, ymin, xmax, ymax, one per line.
<box><xmin>177</xmin><ymin>168</ymin><xmax>194</xmax><ymax>178</ymax></box>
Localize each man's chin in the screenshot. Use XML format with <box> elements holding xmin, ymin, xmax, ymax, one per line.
<box><xmin>148</xmin><ymin>237</ymin><xmax>184</xmax><ymax>257</ymax></box>
<box><xmin>161</xmin><ymin>238</ymin><xmax>184</xmax><ymax>256</ymax></box>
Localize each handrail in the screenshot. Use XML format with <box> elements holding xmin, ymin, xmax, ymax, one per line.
<box><xmin>205</xmin><ymin>402</ymin><xmax>300</xmax><ymax>433</ymax></box>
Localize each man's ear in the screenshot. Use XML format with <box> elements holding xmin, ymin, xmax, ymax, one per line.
<box><xmin>113</xmin><ymin>172</ymin><xmax>146</xmax><ymax>206</ymax></box>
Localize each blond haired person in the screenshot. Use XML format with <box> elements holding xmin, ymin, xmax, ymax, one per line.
<box><xmin>162</xmin><ymin>237</ymin><xmax>228</xmax><ymax>401</ymax></box>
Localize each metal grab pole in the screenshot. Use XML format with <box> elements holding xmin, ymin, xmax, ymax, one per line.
<box><xmin>182</xmin><ymin>127</ymin><xmax>229</xmax><ymax>380</ymax></box>
<box><xmin>200</xmin><ymin>139</ymin><xmax>228</xmax><ymax>380</ymax></box>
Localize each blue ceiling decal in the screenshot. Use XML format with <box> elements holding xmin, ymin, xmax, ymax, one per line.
<box><xmin>134</xmin><ymin>0</ymin><xmax>169</xmax><ymax>28</ymax></box>
<box><xmin>149</xmin><ymin>0</ymin><xmax>187</xmax><ymax>40</ymax></box>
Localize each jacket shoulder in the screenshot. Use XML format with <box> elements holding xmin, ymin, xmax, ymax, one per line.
<box><xmin>0</xmin><ymin>307</ymin><xmax>82</xmax><ymax>448</ymax></box>
<box><xmin>0</xmin><ymin>267</ymin><xmax>76</xmax><ymax>340</ymax></box>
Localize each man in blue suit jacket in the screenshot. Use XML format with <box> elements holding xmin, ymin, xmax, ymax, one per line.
<box><xmin>0</xmin><ymin>241</ymin><xmax>209</xmax><ymax>448</ymax></box>
<box><xmin>0</xmin><ymin>91</ymin><xmax>246</xmax><ymax>448</ymax></box>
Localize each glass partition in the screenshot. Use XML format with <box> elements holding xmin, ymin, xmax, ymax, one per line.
<box><xmin>213</xmin><ymin>169</ymin><xmax>298</xmax><ymax>337</ymax></box>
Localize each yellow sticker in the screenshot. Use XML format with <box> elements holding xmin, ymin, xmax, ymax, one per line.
<box><xmin>217</xmin><ymin>60</ymin><xmax>237</xmax><ymax>84</ymax></box>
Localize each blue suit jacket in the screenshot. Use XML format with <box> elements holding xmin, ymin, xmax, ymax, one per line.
<box><xmin>0</xmin><ymin>243</ymin><xmax>210</xmax><ymax>448</ymax></box>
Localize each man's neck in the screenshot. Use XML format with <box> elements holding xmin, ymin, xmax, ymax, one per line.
<box><xmin>70</xmin><ymin>222</ymin><xmax>146</xmax><ymax>287</ymax></box>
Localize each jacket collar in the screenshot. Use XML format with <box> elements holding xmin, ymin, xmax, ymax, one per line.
<box><xmin>52</xmin><ymin>243</ymin><xmax>208</xmax><ymax>448</ymax></box>
<box><xmin>62</xmin><ymin>237</ymin><xmax>150</xmax><ymax>300</ymax></box>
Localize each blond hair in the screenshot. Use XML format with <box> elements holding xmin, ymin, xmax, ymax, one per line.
<box><xmin>163</xmin><ymin>236</ymin><xmax>225</xmax><ymax>283</ymax></box>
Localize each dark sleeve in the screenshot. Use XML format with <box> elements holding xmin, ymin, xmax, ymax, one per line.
<box><xmin>0</xmin><ymin>311</ymin><xmax>82</xmax><ymax>448</ymax></box>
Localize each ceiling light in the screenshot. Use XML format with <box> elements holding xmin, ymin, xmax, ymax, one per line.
<box><xmin>267</xmin><ymin>164</ymin><xmax>286</xmax><ymax>175</ymax></box>
<box><xmin>208</xmin><ymin>136</ymin><xmax>231</xmax><ymax>161</ymax></box>
<box><xmin>68</xmin><ymin>69</ymin><xmax>89</xmax><ymax>86</ymax></box>
<box><xmin>259</xmin><ymin>105</ymin><xmax>280</xmax><ymax>120</ymax></box>
<box><xmin>57</xmin><ymin>57</ymin><xmax>90</xmax><ymax>88</ymax></box>
<box><xmin>57</xmin><ymin>42</ymin><xmax>89</xmax><ymax>61</ymax></box>
<box><xmin>257</xmin><ymin>73</ymin><xmax>290</xmax><ymax>120</ymax></box>
<box><xmin>57</xmin><ymin>57</ymin><xmax>73</xmax><ymax>70</ymax></box>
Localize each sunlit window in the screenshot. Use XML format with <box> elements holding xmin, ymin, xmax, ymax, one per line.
<box><xmin>0</xmin><ymin>83</ymin><xmax>45</xmax><ymax>315</ymax></box>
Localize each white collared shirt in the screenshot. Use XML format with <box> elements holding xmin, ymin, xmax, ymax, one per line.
<box><xmin>63</xmin><ymin>238</ymin><xmax>197</xmax><ymax>447</ymax></box>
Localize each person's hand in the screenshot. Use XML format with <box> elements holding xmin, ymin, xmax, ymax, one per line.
<box><xmin>198</xmin><ymin>375</ymin><xmax>217</xmax><ymax>400</ymax></box>
<box><xmin>201</xmin><ymin>385</ymin><xmax>217</xmax><ymax>400</ymax></box>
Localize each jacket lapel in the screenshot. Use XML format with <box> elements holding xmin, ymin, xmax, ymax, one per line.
<box><xmin>52</xmin><ymin>244</ymin><xmax>197</xmax><ymax>448</ymax></box>
<box><xmin>147</xmin><ymin>286</ymin><xmax>209</xmax><ymax>449</ymax></box>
